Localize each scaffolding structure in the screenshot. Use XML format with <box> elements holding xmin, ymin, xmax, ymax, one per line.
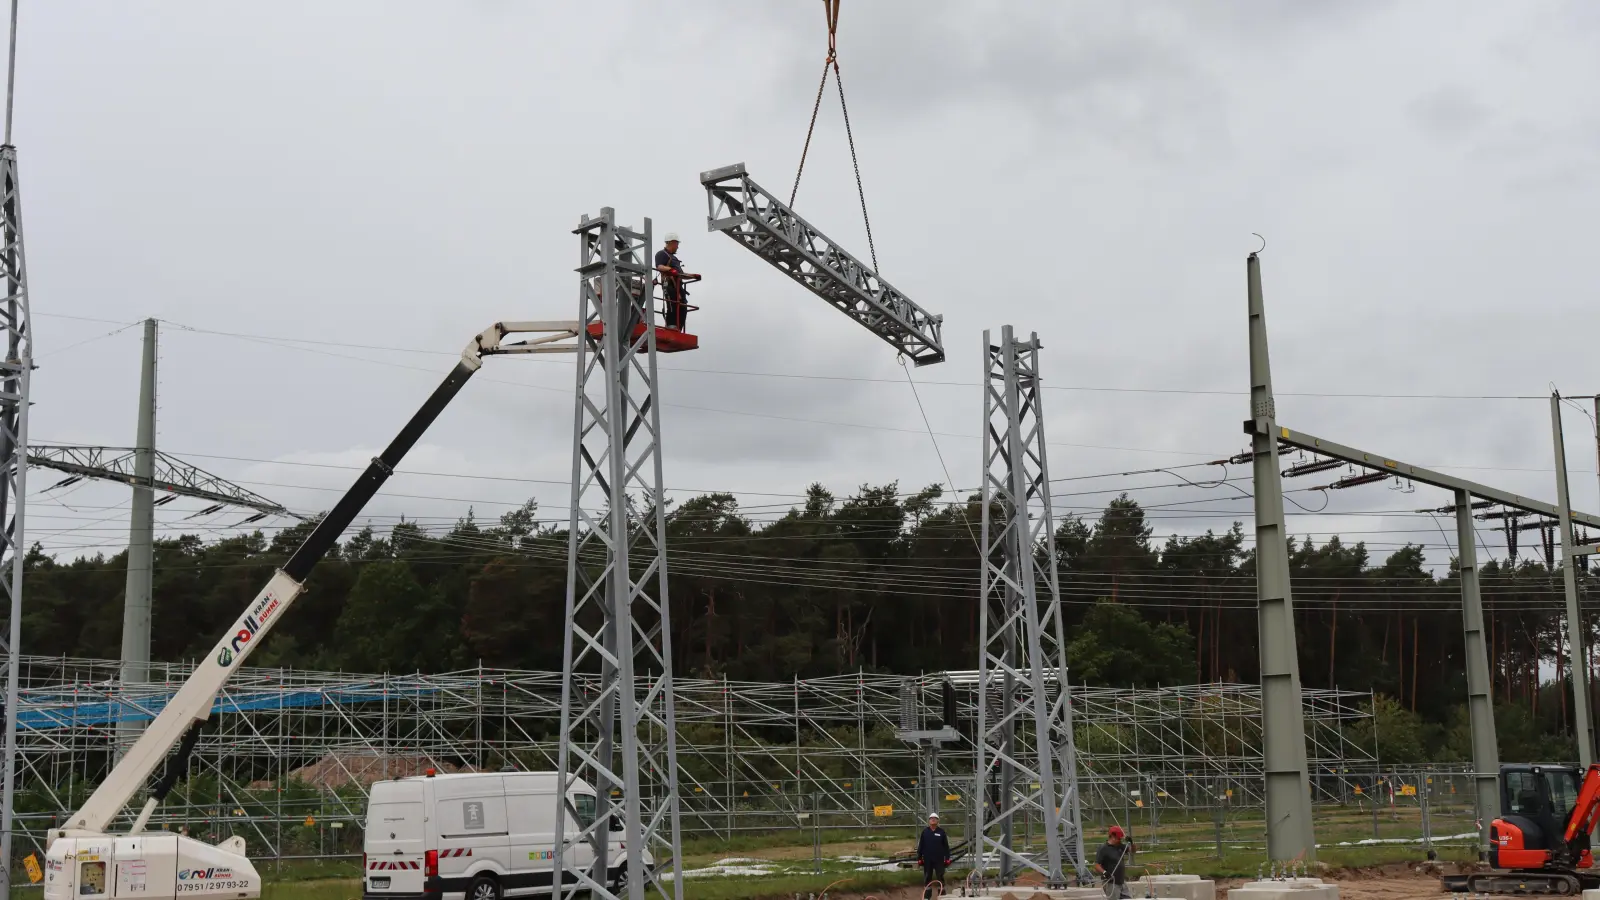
<box><xmin>0</xmin><ymin>655</ymin><xmax>1374</xmax><ymax>865</ymax></box>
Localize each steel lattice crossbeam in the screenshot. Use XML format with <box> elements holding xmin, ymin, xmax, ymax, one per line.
<box><xmin>700</xmin><ymin>163</ymin><xmax>945</xmax><ymax>365</ymax></box>
<box><xmin>554</xmin><ymin>209</ymin><xmax>684</xmax><ymax>900</ymax></box>
<box><xmin>974</xmin><ymin>327</ymin><xmax>1085</xmax><ymax>884</ymax></box>
<box><xmin>27</xmin><ymin>445</ymin><xmax>292</xmax><ymax>518</ymax></box>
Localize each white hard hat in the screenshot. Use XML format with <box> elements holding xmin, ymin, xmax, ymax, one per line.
<box><xmin>664</xmin><ymin>232</ymin><xmax>680</xmax><ymax>242</ymax></box>
<box><xmin>928</xmin><ymin>811</ymin><xmax>940</xmax><ymax>819</ymax></box>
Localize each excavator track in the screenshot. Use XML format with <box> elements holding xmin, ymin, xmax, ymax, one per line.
<box><xmin>1465</xmin><ymin>873</ymin><xmax>1585</xmax><ymax>895</ymax></box>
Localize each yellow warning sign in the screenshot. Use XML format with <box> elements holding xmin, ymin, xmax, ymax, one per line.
<box><xmin>304</xmin><ymin>815</ymin><xmax>316</xmax><ymax>827</ymax></box>
<box><xmin>1399</xmin><ymin>785</ymin><xmax>1417</xmax><ymax>797</ymax></box>
<box><xmin>946</xmin><ymin>794</ymin><xmax>961</xmax><ymax>802</ymax></box>
<box><xmin>22</xmin><ymin>854</ymin><xmax>41</xmax><ymax>884</ymax></box>
<box><xmin>873</xmin><ymin>805</ymin><xmax>894</xmax><ymax>818</ymax></box>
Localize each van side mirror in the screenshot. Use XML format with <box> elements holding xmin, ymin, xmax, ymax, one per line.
<box><xmin>609</xmin><ymin>815</ymin><xmax>624</xmax><ymax>833</ymax></box>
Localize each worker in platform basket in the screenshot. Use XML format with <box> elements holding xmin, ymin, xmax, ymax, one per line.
<box><xmin>655</xmin><ymin>232</ymin><xmax>699</xmax><ymax>331</ymax></box>
<box><xmin>1095</xmin><ymin>824</ymin><xmax>1135</xmax><ymax>899</ymax></box>
<box><xmin>916</xmin><ymin>811</ymin><xmax>951</xmax><ymax>899</ymax></box>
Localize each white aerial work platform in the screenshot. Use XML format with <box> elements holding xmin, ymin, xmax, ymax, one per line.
<box><xmin>42</xmin><ymin>323</ymin><xmax>583</xmax><ymax>900</ymax></box>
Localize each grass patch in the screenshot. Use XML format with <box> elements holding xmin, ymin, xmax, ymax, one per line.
<box><xmin>679</xmin><ymin>868</ymin><xmax>924</xmax><ymax>900</ymax></box>
<box><xmin>261</xmin><ymin>879</ymin><xmax>363</xmax><ymax>900</ymax></box>
<box><xmin>234</xmin><ymin>869</ymin><xmax>926</xmax><ymax>900</ymax></box>
<box><xmin>258</xmin><ymin>857</ymin><xmax>363</xmax><ymax>882</ymax></box>
<box><xmin>682</xmin><ymin>830</ymin><xmax>914</xmax><ymax>858</ymax></box>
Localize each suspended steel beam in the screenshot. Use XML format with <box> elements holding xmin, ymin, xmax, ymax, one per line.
<box><xmin>700</xmin><ymin>162</ymin><xmax>945</xmax><ymax>365</ymax></box>
<box><xmin>27</xmin><ymin>445</ymin><xmax>293</xmax><ymax>518</ymax></box>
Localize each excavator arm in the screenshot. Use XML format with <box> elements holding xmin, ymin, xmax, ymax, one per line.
<box><xmin>1564</xmin><ymin>764</ymin><xmax>1600</xmax><ymax>846</ymax></box>
<box><xmin>56</xmin><ymin>321</ymin><xmax>580</xmax><ymax>839</ymax></box>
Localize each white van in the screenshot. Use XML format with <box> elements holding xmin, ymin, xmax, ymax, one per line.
<box><xmin>362</xmin><ymin>771</ymin><xmax>644</xmax><ymax>900</ymax></box>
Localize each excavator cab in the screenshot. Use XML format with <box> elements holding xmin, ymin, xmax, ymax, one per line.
<box><xmin>1491</xmin><ymin>764</ymin><xmax>1590</xmax><ymax>873</ymax></box>
<box><xmin>1460</xmin><ymin>763</ymin><xmax>1600</xmax><ymax>893</ymax></box>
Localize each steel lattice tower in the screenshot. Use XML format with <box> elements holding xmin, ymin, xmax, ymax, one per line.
<box><xmin>554</xmin><ymin>209</ymin><xmax>684</xmax><ymax>900</ymax></box>
<box><xmin>0</xmin><ymin>146</ymin><xmax>33</xmax><ymax>896</ymax></box>
<box><xmin>973</xmin><ymin>327</ymin><xmax>1085</xmax><ymax>885</ymax></box>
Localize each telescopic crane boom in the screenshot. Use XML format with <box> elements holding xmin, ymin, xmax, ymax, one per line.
<box><xmin>53</xmin><ymin>321</ymin><xmax>580</xmax><ymax>841</ymax></box>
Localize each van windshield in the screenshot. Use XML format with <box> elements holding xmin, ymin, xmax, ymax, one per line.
<box><xmin>574</xmin><ymin>794</ymin><xmax>596</xmax><ymax>830</ymax></box>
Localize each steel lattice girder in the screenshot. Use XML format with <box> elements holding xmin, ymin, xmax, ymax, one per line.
<box><xmin>28</xmin><ymin>445</ymin><xmax>292</xmax><ymax>517</ymax></box>
<box><xmin>553</xmin><ymin>209</ymin><xmax>684</xmax><ymax>900</ymax></box>
<box><xmin>699</xmin><ymin>163</ymin><xmax>945</xmax><ymax>366</ymax></box>
<box><xmin>974</xmin><ymin>327</ymin><xmax>1085</xmax><ymax>884</ymax></box>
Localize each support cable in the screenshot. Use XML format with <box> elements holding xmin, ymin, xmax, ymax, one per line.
<box><xmin>787</xmin><ymin>0</ymin><xmax>880</xmax><ymax>272</ymax></box>
<box><xmin>900</xmin><ymin>357</ymin><xmax>980</xmax><ymax>551</ymax></box>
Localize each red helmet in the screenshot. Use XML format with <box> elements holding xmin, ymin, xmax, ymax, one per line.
<box><xmin>1108</xmin><ymin>825</ymin><xmax>1125</xmax><ymax>839</ymax></box>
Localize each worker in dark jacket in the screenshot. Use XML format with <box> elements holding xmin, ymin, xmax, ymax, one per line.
<box><xmin>916</xmin><ymin>812</ymin><xmax>951</xmax><ymax>898</ymax></box>
<box><xmin>1094</xmin><ymin>825</ymin><xmax>1134</xmax><ymax>900</ymax></box>
<box><xmin>655</xmin><ymin>233</ymin><xmax>699</xmax><ymax>330</ymax></box>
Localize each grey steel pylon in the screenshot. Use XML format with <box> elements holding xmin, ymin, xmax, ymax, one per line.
<box><xmin>553</xmin><ymin>209</ymin><xmax>683</xmax><ymax>900</ymax></box>
<box><xmin>1551</xmin><ymin>393</ymin><xmax>1594</xmax><ymax>768</ymax></box>
<box><xmin>1244</xmin><ymin>251</ymin><xmax>1317</xmax><ymax>861</ymax></box>
<box><xmin>117</xmin><ymin>318</ymin><xmax>158</xmax><ymax>755</ymax></box>
<box><xmin>973</xmin><ymin>327</ymin><xmax>1085</xmax><ymax>884</ymax></box>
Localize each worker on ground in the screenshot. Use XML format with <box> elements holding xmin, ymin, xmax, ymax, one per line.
<box><xmin>655</xmin><ymin>232</ymin><xmax>699</xmax><ymax>331</ymax></box>
<box><xmin>916</xmin><ymin>811</ymin><xmax>951</xmax><ymax>899</ymax></box>
<box><xmin>1094</xmin><ymin>825</ymin><xmax>1134</xmax><ymax>900</ymax></box>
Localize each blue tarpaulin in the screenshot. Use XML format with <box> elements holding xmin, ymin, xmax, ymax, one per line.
<box><xmin>16</xmin><ymin>686</ymin><xmax>439</xmax><ymax>731</ymax></box>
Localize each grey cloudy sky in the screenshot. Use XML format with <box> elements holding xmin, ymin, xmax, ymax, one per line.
<box><xmin>15</xmin><ymin>1</ymin><xmax>1600</xmax><ymax>572</ymax></box>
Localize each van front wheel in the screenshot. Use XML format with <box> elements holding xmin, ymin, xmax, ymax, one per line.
<box><xmin>467</xmin><ymin>875</ymin><xmax>503</xmax><ymax>900</ymax></box>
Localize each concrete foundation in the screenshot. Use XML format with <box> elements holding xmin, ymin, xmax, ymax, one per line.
<box><xmin>1134</xmin><ymin>874</ymin><xmax>1216</xmax><ymax>900</ymax></box>
<box><xmin>1226</xmin><ymin>879</ymin><xmax>1338</xmax><ymax>900</ymax></box>
<box><xmin>969</xmin><ymin>889</ymin><xmax>1104</xmax><ymax>900</ymax></box>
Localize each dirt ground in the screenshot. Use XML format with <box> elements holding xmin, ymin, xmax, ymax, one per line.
<box><xmin>824</xmin><ymin>864</ymin><xmax>1464</xmax><ymax>900</ymax></box>
<box><xmin>1210</xmin><ymin>863</ymin><xmax>1469</xmax><ymax>900</ymax></box>
<box><xmin>1304</xmin><ymin>864</ymin><xmax>1465</xmax><ymax>900</ymax></box>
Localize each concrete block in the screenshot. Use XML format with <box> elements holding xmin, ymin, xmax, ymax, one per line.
<box><xmin>1226</xmin><ymin>879</ymin><xmax>1338</xmax><ymax>900</ymax></box>
<box><xmin>1134</xmin><ymin>874</ymin><xmax>1216</xmax><ymax>900</ymax></box>
<box><xmin>1580</xmin><ymin>890</ymin><xmax>1600</xmax><ymax>900</ymax></box>
<box><xmin>969</xmin><ymin>889</ymin><xmax>1104</xmax><ymax>900</ymax></box>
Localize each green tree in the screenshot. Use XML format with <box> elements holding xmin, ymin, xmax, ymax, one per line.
<box><xmin>1066</xmin><ymin>600</ymin><xmax>1195</xmax><ymax>687</ymax></box>
<box><xmin>334</xmin><ymin>559</ymin><xmax>457</xmax><ymax>672</ymax></box>
<box><xmin>1345</xmin><ymin>694</ymin><xmax>1428</xmax><ymax>764</ymax></box>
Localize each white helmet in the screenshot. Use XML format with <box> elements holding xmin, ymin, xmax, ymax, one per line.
<box><xmin>664</xmin><ymin>232</ymin><xmax>680</xmax><ymax>242</ymax></box>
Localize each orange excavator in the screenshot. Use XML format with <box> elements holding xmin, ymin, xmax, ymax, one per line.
<box><xmin>1451</xmin><ymin>763</ymin><xmax>1600</xmax><ymax>894</ymax></box>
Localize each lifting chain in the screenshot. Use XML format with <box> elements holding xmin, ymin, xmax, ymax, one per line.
<box><xmin>788</xmin><ymin>0</ymin><xmax>881</xmax><ymax>274</ymax></box>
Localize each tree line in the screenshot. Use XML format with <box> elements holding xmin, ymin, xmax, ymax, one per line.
<box><xmin>19</xmin><ymin>485</ymin><xmax>1597</xmax><ymax>763</ymax></box>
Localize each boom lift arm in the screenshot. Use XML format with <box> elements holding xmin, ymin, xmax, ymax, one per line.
<box><xmin>55</xmin><ymin>321</ymin><xmax>581</xmax><ymax>840</ymax></box>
